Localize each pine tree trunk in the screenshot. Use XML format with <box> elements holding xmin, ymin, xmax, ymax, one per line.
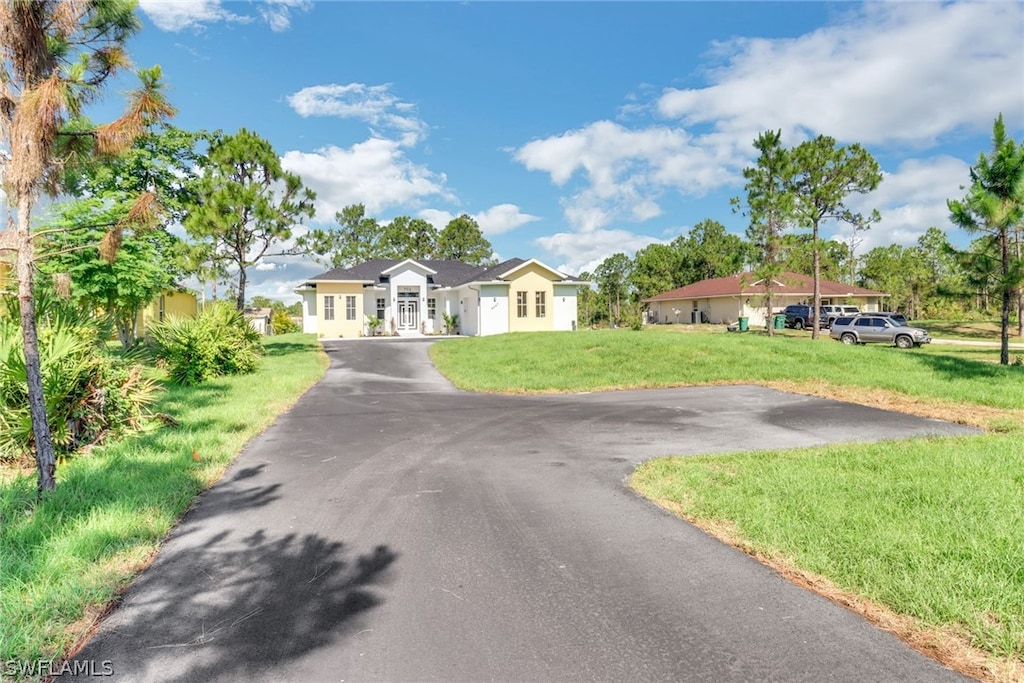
<box><xmin>236</xmin><ymin>268</ymin><xmax>247</xmax><ymax>312</ymax></box>
<box><xmin>1000</xmin><ymin>230</ymin><xmax>1010</xmax><ymax>365</ymax></box>
<box><xmin>811</xmin><ymin>224</ymin><xmax>821</xmax><ymax>340</ymax></box>
<box><xmin>16</xmin><ymin>201</ymin><xmax>57</xmax><ymax>493</ymax></box>
<box><xmin>1016</xmin><ymin>226</ymin><xmax>1023</xmax><ymax>338</ymax></box>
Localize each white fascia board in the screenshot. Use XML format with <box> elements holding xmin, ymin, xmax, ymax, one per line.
<box><xmin>308</xmin><ymin>279</ymin><xmax>376</xmax><ymax>284</ymax></box>
<box><xmin>497</xmin><ymin>258</ymin><xmax>566</xmax><ymax>279</ymax></box>
<box><xmin>381</xmin><ymin>258</ymin><xmax>437</xmax><ymax>275</ymax></box>
<box><xmin>455</xmin><ymin>280</ymin><xmax>510</xmax><ymax>288</ymax></box>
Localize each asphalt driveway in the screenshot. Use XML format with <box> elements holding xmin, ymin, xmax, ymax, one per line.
<box><xmin>70</xmin><ymin>338</ymin><xmax>976</xmax><ymax>682</ymax></box>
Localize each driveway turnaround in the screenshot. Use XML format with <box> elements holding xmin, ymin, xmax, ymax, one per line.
<box><xmin>71</xmin><ymin>339</ymin><xmax>976</xmax><ymax>682</ymax></box>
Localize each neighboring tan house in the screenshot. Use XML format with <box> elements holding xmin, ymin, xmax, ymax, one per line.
<box><xmin>136</xmin><ymin>290</ymin><xmax>198</xmax><ymax>335</ymax></box>
<box><xmin>295</xmin><ymin>258</ymin><xmax>585</xmax><ymax>338</ymax></box>
<box><xmin>643</xmin><ymin>272</ymin><xmax>888</xmax><ymax>328</ymax></box>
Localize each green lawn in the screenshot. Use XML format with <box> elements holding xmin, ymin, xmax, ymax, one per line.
<box><xmin>0</xmin><ymin>334</ymin><xmax>326</xmax><ymax>666</ymax></box>
<box><xmin>430</xmin><ymin>326</ymin><xmax>1024</xmax><ymax>413</ymax></box>
<box><xmin>4</xmin><ymin>328</ymin><xmax>1020</xmax><ymax>676</ymax></box>
<box><xmin>431</xmin><ymin>327</ymin><xmax>1024</xmax><ymax>675</ymax></box>
<box><xmin>919</xmin><ymin>319</ymin><xmax>1007</xmax><ymax>340</ymax></box>
<box><xmin>633</xmin><ymin>436</ymin><xmax>1024</xmax><ymax>663</ymax></box>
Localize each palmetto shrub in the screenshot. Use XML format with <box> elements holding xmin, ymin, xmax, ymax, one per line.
<box><xmin>0</xmin><ymin>312</ymin><xmax>158</xmax><ymax>463</ymax></box>
<box><xmin>147</xmin><ymin>302</ymin><xmax>262</xmax><ymax>385</ymax></box>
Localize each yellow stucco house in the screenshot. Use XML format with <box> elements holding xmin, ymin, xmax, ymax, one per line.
<box><xmin>295</xmin><ymin>258</ymin><xmax>585</xmax><ymax>337</ymax></box>
<box><xmin>136</xmin><ymin>290</ymin><xmax>198</xmax><ymax>335</ymax></box>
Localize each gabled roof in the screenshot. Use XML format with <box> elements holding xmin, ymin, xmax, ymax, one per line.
<box><xmin>243</xmin><ymin>307</ymin><xmax>272</xmax><ymax>319</ymax></box>
<box><xmin>307</xmin><ymin>259</ymin><xmax>482</xmax><ymax>287</ymax></box>
<box><xmin>643</xmin><ymin>271</ymin><xmax>886</xmax><ymax>302</ymax></box>
<box><xmin>303</xmin><ymin>258</ymin><xmax>585</xmax><ymax>289</ymax></box>
<box><xmin>497</xmin><ymin>258</ymin><xmax>565</xmax><ymax>279</ymax></box>
<box><xmin>381</xmin><ymin>258</ymin><xmax>437</xmax><ymax>275</ymax></box>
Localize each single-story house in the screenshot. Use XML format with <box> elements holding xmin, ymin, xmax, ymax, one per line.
<box><xmin>643</xmin><ymin>272</ymin><xmax>888</xmax><ymax>328</ymax></box>
<box><xmin>136</xmin><ymin>290</ymin><xmax>198</xmax><ymax>335</ymax></box>
<box><xmin>295</xmin><ymin>257</ymin><xmax>585</xmax><ymax>338</ymax></box>
<box><xmin>244</xmin><ymin>307</ymin><xmax>273</xmax><ymax>335</ymax></box>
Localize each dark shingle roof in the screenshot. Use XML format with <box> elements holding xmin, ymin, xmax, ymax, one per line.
<box><xmin>307</xmin><ymin>258</ymin><xmax>580</xmax><ymax>288</ymax></box>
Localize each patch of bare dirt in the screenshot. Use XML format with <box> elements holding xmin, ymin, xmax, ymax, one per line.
<box><xmin>758</xmin><ymin>379</ymin><xmax>1024</xmax><ymax>431</ymax></box>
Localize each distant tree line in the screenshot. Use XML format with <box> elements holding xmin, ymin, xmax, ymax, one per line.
<box><xmin>1</xmin><ymin>0</ymin><xmax>1018</xmax><ymax>494</ymax></box>
<box><xmin>582</xmin><ymin>118</ymin><xmax>1024</xmax><ymax>357</ymax></box>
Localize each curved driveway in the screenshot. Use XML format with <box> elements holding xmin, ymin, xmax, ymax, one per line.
<box><xmin>72</xmin><ymin>338</ymin><xmax>975</xmax><ymax>682</ymax></box>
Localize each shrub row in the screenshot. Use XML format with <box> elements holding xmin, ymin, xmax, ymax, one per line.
<box><xmin>147</xmin><ymin>302</ymin><xmax>262</xmax><ymax>386</ymax></box>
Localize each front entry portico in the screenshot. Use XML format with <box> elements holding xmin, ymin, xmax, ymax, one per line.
<box><xmin>397</xmin><ymin>290</ymin><xmax>420</xmax><ymax>334</ymax></box>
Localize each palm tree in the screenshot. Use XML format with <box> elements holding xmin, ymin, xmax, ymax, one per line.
<box><xmin>1</xmin><ymin>0</ymin><xmax>175</xmax><ymax>491</ymax></box>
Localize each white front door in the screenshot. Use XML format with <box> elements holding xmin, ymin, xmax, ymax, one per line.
<box><xmin>398</xmin><ymin>300</ymin><xmax>419</xmax><ymax>330</ymax></box>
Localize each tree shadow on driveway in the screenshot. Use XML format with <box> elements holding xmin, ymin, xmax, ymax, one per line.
<box><xmin>67</xmin><ymin>531</ymin><xmax>397</xmax><ymax>682</ymax></box>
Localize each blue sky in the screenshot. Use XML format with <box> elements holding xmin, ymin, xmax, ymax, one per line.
<box><xmin>117</xmin><ymin>1</ymin><xmax>1024</xmax><ymax>302</ymax></box>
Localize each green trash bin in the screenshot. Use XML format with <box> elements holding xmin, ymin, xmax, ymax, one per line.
<box><xmin>738</xmin><ymin>316</ymin><xmax>749</xmax><ymax>332</ymax></box>
<box><xmin>774</xmin><ymin>314</ymin><xmax>785</xmax><ymax>330</ymax></box>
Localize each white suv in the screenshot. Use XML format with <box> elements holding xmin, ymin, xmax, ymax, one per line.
<box><xmin>822</xmin><ymin>305</ymin><xmax>860</xmax><ymax>326</ymax></box>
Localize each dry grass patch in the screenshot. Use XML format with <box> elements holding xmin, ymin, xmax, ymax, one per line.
<box><xmin>760</xmin><ymin>379</ymin><xmax>1024</xmax><ymax>431</ymax></box>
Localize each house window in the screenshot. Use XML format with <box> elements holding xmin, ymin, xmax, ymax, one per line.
<box><xmin>517</xmin><ymin>291</ymin><xmax>528</xmax><ymax>318</ymax></box>
<box><xmin>345</xmin><ymin>295</ymin><xmax>357</xmax><ymax>321</ymax></box>
<box><xmin>535</xmin><ymin>291</ymin><xmax>546</xmax><ymax>318</ymax></box>
<box><xmin>323</xmin><ymin>296</ymin><xmax>335</xmax><ymax>321</ymax></box>
<box><xmin>376</xmin><ymin>297</ymin><xmax>386</xmax><ymax>319</ymax></box>
<box><xmin>428</xmin><ymin>298</ymin><xmax>436</xmax><ymax>319</ymax></box>
<box><xmin>158</xmin><ymin>295</ymin><xmax>166</xmax><ymax>322</ymax></box>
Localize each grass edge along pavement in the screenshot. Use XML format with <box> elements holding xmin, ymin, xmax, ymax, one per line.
<box><xmin>0</xmin><ymin>333</ymin><xmax>327</xmax><ymax>675</ymax></box>
<box><xmin>631</xmin><ymin>436</ymin><xmax>1024</xmax><ymax>683</ymax></box>
<box><xmin>430</xmin><ymin>328</ymin><xmax>1024</xmax><ymax>682</ymax></box>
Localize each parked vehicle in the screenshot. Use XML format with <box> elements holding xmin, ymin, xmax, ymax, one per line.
<box><xmin>783</xmin><ymin>304</ymin><xmax>830</xmax><ymax>330</ymax></box>
<box><xmin>829</xmin><ymin>316</ymin><xmax>931</xmax><ymax>348</ymax></box>
<box><xmin>854</xmin><ymin>311</ymin><xmax>908</xmax><ymax>326</ymax></box>
<box><xmin>822</xmin><ymin>305</ymin><xmax>860</xmax><ymax>326</ymax></box>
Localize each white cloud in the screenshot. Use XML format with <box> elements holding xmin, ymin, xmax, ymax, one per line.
<box><xmin>843</xmin><ymin>155</ymin><xmax>971</xmax><ymax>251</ymax></box>
<box><xmin>419</xmin><ymin>204</ymin><xmax>540</xmax><ymax>236</ymax></box>
<box><xmin>287</xmin><ymin>83</ymin><xmax>427</xmax><ymax>144</ymax></box>
<box><xmin>418</xmin><ymin>209</ymin><xmax>454</xmax><ymax>231</ymax></box>
<box><xmin>536</xmin><ymin>229</ymin><xmax>661</xmax><ymax>277</ymax></box>
<box><xmin>139</xmin><ymin>0</ymin><xmax>244</xmax><ymax>32</ymax></box>
<box><xmin>281</xmin><ymin>139</ymin><xmax>452</xmax><ymax>217</ymax></box>
<box><xmin>139</xmin><ymin>0</ymin><xmax>309</xmax><ymax>32</ymax></box>
<box><xmin>515</xmin><ymin>120</ymin><xmax>737</xmax><ymax>232</ymax></box>
<box><xmin>474</xmin><ymin>204</ymin><xmax>541</xmax><ymax>236</ymax></box>
<box><xmin>514</xmin><ymin>2</ymin><xmax>1022</xmax><ymax>277</ymax></box>
<box><xmin>259</xmin><ymin>0</ymin><xmax>312</xmax><ymax>32</ymax></box>
<box><xmin>657</xmin><ymin>2</ymin><xmax>1024</xmax><ymax>147</ymax></box>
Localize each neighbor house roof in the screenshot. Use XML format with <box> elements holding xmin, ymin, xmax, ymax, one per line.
<box><xmin>305</xmin><ymin>258</ymin><xmax>584</xmax><ymax>289</ymax></box>
<box><xmin>243</xmin><ymin>307</ymin><xmax>272</xmax><ymax>320</ymax></box>
<box><xmin>643</xmin><ymin>272</ymin><xmax>886</xmax><ymax>302</ymax></box>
